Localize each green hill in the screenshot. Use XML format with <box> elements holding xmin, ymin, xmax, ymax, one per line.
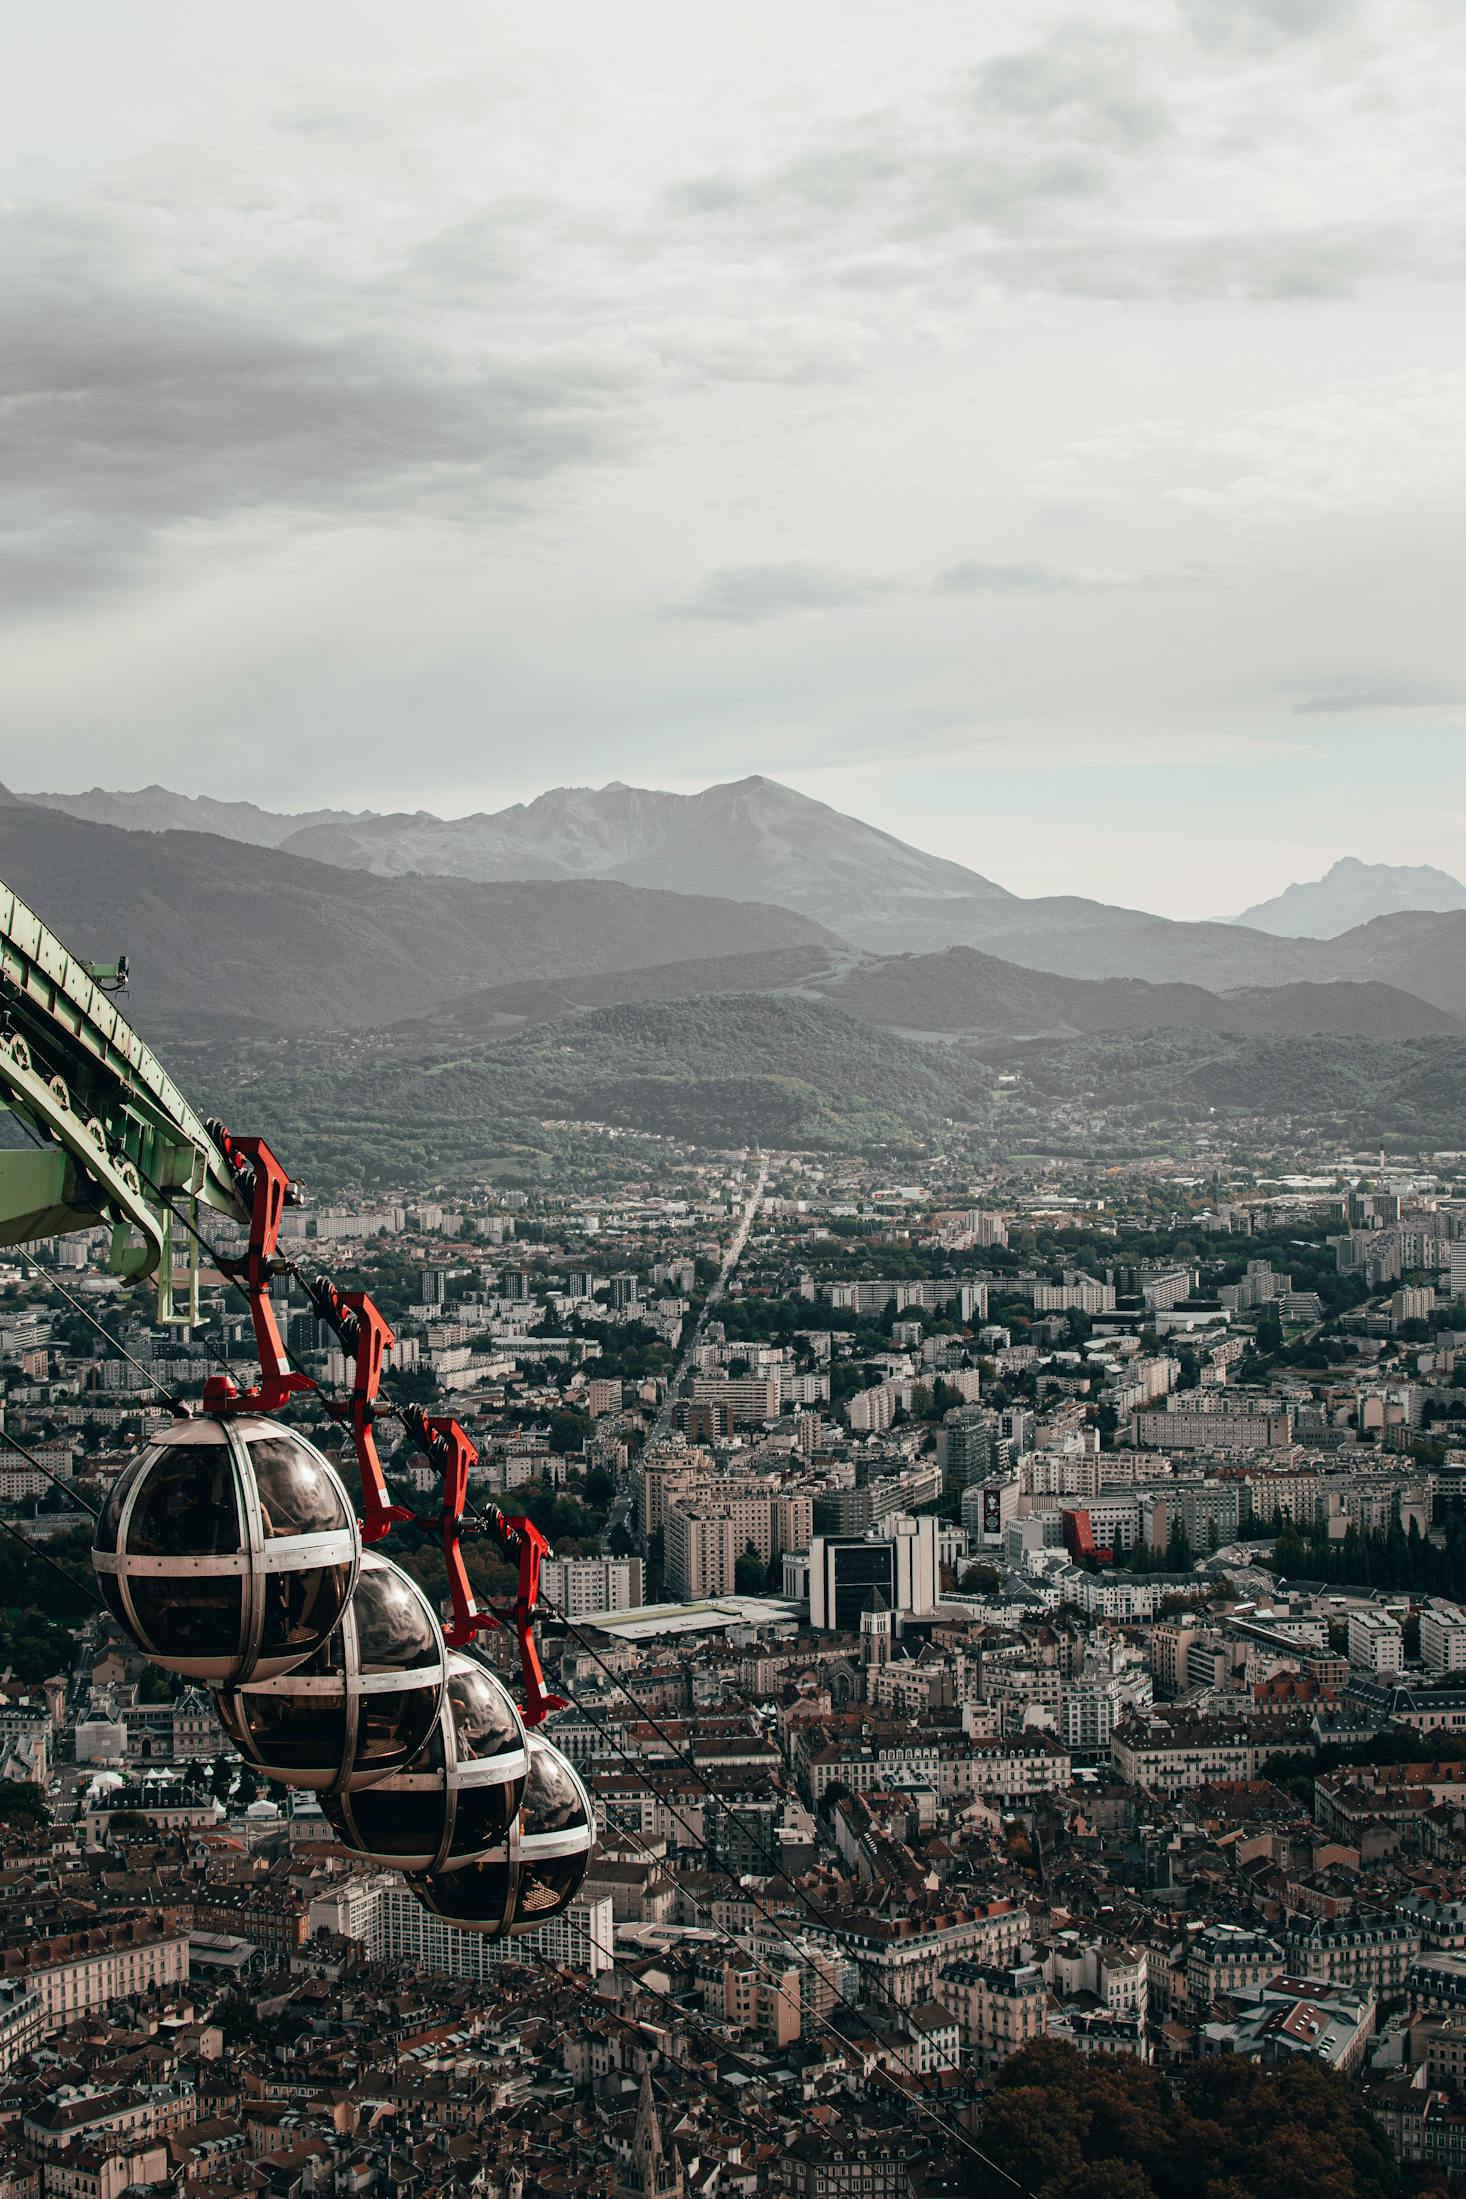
<box><xmin>189</xmin><ymin>994</ymin><xmax>995</xmax><ymax>1187</ymax></box>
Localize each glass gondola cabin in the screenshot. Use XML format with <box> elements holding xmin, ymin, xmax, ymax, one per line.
<box><xmin>93</xmin><ymin>1416</ymin><xmax>360</xmax><ymax>1687</ymax></box>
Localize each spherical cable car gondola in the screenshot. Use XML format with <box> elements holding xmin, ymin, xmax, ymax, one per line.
<box><xmin>92</xmin><ymin>1417</ymin><xmax>360</xmax><ymax>1687</ymax></box>
<box><xmin>410</xmin><ymin>1729</ymin><xmax>595</xmax><ymax>1937</ymax></box>
<box><xmin>322</xmin><ymin>1643</ymin><xmax>528</xmax><ymax>1873</ymax></box>
<box><xmin>214</xmin><ymin>1549</ymin><xmax>447</xmax><ymax>1794</ymax></box>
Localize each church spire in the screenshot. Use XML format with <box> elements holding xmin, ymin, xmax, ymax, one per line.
<box><xmin>623</xmin><ymin>2069</ymin><xmax>682</xmax><ymax>2198</ymax></box>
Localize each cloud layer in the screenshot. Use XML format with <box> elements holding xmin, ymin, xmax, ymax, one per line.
<box><xmin>1</xmin><ymin>0</ymin><xmax>1464</xmax><ymax>915</ymax></box>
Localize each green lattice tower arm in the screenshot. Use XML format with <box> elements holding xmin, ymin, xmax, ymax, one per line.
<box><xmin>0</xmin><ymin>875</ymin><xmax>248</xmax><ymax>1321</ymax></box>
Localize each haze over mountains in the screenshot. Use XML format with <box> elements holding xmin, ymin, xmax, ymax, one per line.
<box><xmin>0</xmin><ymin>801</ymin><xmax>836</xmax><ymax>1033</ymax></box>
<box><xmin>1232</xmin><ymin>857</ymin><xmax>1466</xmax><ymax>939</ymax></box>
<box><xmin>18</xmin><ymin>776</ymin><xmax>1465</xmax><ymax>979</ymax></box>
<box><xmin>9</xmin><ymin>775</ymin><xmax>1466</xmax><ymax>1048</ymax></box>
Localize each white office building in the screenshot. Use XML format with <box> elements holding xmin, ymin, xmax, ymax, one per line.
<box><xmin>809</xmin><ymin>1515</ymin><xmax>939</xmax><ymax>1631</ymax></box>
<box><xmin>309</xmin><ymin>1871</ymin><xmax>612</xmax><ymax>1977</ymax></box>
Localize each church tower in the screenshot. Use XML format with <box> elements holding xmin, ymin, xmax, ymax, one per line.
<box><xmin>619</xmin><ymin>2069</ymin><xmax>682</xmax><ymax>2199</ymax></box>
<box><xmin>860</xmin><ymin>1587</ymin><xmax>893</xmax><ymax>1670</ymax></box>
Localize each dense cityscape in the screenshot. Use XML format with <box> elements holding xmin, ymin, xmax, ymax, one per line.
<box><xmin>6</xmin><ymin>0</ymin><xmax>1466</xmax><ymax>2188</ymax></box>
<box><xmin>3</xmin><ymin>1124</ymin><xmax>1466</xmax><ymax>2193</ymax></box>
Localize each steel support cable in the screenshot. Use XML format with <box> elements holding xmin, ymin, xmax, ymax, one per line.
<box><xmin>545</xmin><ymin>1649</ymin><xmax>1027</xmax><ymax>2192</ymax></box>
<box><xmin>556</xmin><ymin>1690</ymin><xmax>857</xmax><ymax>2024</ymax></box>
<box><xmin>0</xmin><ymin>1424</ymin><xmax>99</xmax><ymax>1517</ymax></box>
<box><xmin>0</xmin><ymin>1510</ymin><xmax>103</xmax><ymax>1606</ymax></box>
<box><xmin>525</xmin><ymin>1946</ymin><xmax>775</xmax><ymax>2089</ymax></box>
<box><xmin>558</xmin><ymin>1685</ymin><xmax>1005</xmax><ymax>2174</ymax></box>
<box><xmin>1</xmin><ymin>1124</ymin><xmax>190</xmax><ymax>1416</ymax></box>
<box><xmin>541</xmin><ymin>1600</ymin><xmax>1015</xmax><ymax>2170</ymax></box>
<box><xmin>587</xmin><ymin>1790</ymin><xmax>871</xmax><ymax>2120</ymax></box>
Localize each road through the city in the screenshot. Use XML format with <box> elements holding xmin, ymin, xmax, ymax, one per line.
<box><xmin>605</xmin><ymin>1150</ymin><xmax>771</xmax><ymax>1554</ymax></box>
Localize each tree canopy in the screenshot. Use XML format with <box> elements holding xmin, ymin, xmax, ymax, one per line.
<box><xmin>968</xmin><ymin>2041</ymin><xmax>1398</xmax><ymax>2199</ymax></box>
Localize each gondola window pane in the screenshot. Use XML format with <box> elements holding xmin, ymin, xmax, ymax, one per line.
<box><xmin>128</xmin><ymin>1447</ymin><xmax>240</xmax><ymax>1555</ymax></box>
<box><xmin>250</xmin><ymin>1438</ymin><xmax>350</xmax><ymax>1538</ymax></box>
<box><xmin>357</xmin><ymin>1689</ymin><xmax>438</xmax><ymax>1770</ymax></box>
<box><xmin>258</xmin><ymin>1561</ymin><xmax>354</xmax><ymax>1660</ymax></box>
<box><xmin>342</xmin><ymin>1785</ymin><xmax>442</xmax><ymax>1861</ymax></box>
<box><xmin>448</xmin><ymin>1664</ymin><xmax>521</xmax><ymax>1761</ymax></box>
<box><xmin>247</xmin><ymin>1694</ymin><xmax>350</xmax><ymax>1775</ymax></box>
<box><xmin>420</xmin><ymin>1861</ymin><xmax>513</xmax><ymax>1925</ymax></box>
<box><xmin>356</xmin><ymin>1567</ymin><xmax>440</xmax><ymax>1673</ymax></box>
<box><xmin>452</xmin><ymin>1777</ymin><xmax>524</xmax><ymax>1856</ymax></box>
<box><xmin>525</xmin><ymin>1747</ymin><xmax>588</xmax><ymax>1834</ymax></box>
<box><xmin>130</xmin><ymin>1578</ymin><xmax>243</xmax><ymax>1658</ymax></box>
<box><xmin>515</xmin><ymin>1854</ymin><xmax>588</xmax><ymax>1922</ymax></box>
<box><xmin>97</xmin><ymin>1574</ymin><xmax>130</xmax><ymax>1632</ymax></box>
<box><xmin>97</xmin><ymin>1451</ymin><xmax>158</xmax><ymax>1549</ymax></box>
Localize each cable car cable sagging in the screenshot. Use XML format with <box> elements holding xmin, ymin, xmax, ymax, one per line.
<box><xmin>546</xmin><ymin>1652</ymin><xmax>1029</xmax><ymax>2191</ymax></box>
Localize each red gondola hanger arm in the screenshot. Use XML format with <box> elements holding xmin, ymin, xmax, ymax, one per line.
<box><xmin>203</xmin><ymin>1126</ymin><xmax>314</xmax><ymax>1417</ymax></box>
<box><xmin>203</xmin><ymin>1123</ymin><xmax>564</xmax><ymax>1724</ymax></box>
<box><xmin>304</xmin><ymin>1276</ymin><xmax>414</xmax><ymax>1544</ymax></box>
<box><xmin>400</xmin><ymin>1404</ymin><xmax>566</xmax><ymax>1727</ymax></box>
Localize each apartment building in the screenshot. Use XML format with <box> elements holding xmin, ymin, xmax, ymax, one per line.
<box><xmin>664</xmin><ymin>1509</ymin><xmax>739</xmax><ymax>1600</ymax></box>
<box><xmin>689</xmin><ymin>1374</ymin><xmax>781</xmax><ymax>1425</ymax></box>
<box><xmin>0</xmin><ymin>1981</ymin><xmax>42</xmax><ymax>2074</ymax></box>
<box><xmin>938</xmin><ymin>1960</ymin><xmax>1048</xmax><ymax>2071</ymax></box>
<box><xmin>1111</xmin><ymin>1717</ymin><xmax>1260</xmax><ymax>1794</ymax></box>
<box><xmin>1347</xmin><ymin>1607</ymin><xmax>1405</xmax><ymax>1676</ymax></box>
<box><xmin>1185</xmin><ymin>1925</ymin><xmax>1286</xmax><ymax>2009</ymax></box>
<box><xmin>1422</xmin><ymin>1601</ymin><xmax>1466</xmax><ymax>1676</ymax></box>
<box><xmin>723</xmin><ymin>1952</ymin><xmax>800</xmax><ymax>2048</ymax></box>
<box><xmin>1135</xmin><ymin>1407</ymin><xmax>1294</xmax><ymax>1452</ymax></box>
<box><xmin>12</xmin><ymin>1923</ymin><xmax>189</xmax><ymax>2035</ymax></box>
<box><xmin>830</xmin><ymin>1903</ymin><xmax>1029</xmax><ymax>2010</ymax></box>
<box><xmin>1285</xmin><ymin>1913</ymin><xmax>1422</xmax><ymax>1994</ymax></box>
<box><xmin>541</xmin><ymin>1555</ymin><xmax>646</xmax><ymax>1620</ymax></box>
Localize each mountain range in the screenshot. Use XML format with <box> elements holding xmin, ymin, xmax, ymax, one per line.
<box><xmin>8</xmin><ymin>774</ymin><xmax>1466</xmax><ymax>1167</ymax></box>
<box><xmin>0</xmin><ymin>800</ymin><xmax>835</xmax><ymax>1033</ymax></box>
<box><xmin>9</xmin><ymin>776</ymin><xmax>1466</xmax><ymax>1029</ymax></box>
<box><xmin>412</xmin><ymin>943</ymin><xmax>1462</xmax><ymax>1045</ymax></box>
<box><xmin>25</xmin><ymin>783</ymin><xmax>367</xmax><ymax>848</ymax></box>
<box><xmin>1232</xmin><ymin>857</ymin><xmax>1466</xmax><ymax>938</ymax></box>
<box><xmin>17</xmin><ymin>775</ymin><xmax>1464</xmax><ymax>983</ymax></box>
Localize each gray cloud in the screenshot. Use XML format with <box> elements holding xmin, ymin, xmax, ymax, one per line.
<box><xmin>1180</xmin><ymin>0</ymin><xmax>1360</xmax><ymax>44</ymax></box>
<box><xmin>1294</xmin><ymin>678</ymin><xmax>1466</xmax><ymax>714</ymax></box>
<box><xmin>0</xmin><ymin>208</ymin><xmax>637</xmax><ymax>603</ymax></box>
<box><xmin>972</xmin><ymin>27</ymin><xmax>1171</xmax><ymax>146</ymax></box>
<box><xmin>935</xmin><ymin>560</ymin><xmax>1090</xmax><ymax>595</ymax></box>
<box><xmin>667</xmin><ymin>564</ymin><xmax>894</xmax><ymax>624</ymax></box>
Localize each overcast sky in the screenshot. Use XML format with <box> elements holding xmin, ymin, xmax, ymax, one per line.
<box><xmin>3</xmin><ymin>0</ymin><xmax>1463</xmax><ymax>916</ymax></box>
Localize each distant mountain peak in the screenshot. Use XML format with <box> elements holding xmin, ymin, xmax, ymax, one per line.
<box><xmin>1233</xmin><ymin>857</ymin><xmax>1466</xmax><ymax>939</ymax></box>
<box><xmin>19</xmin><ymin>784</ymin><xmax>373</xmax><ymax>849</ymax></box>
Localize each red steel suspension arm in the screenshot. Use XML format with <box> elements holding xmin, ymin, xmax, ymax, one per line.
<box><xmin>203</xmin><ymin>1127</ymin><xmax>314</xmax><ymax>1417</ymax></box>
<box><xmin>399</xmin><ymin>1404</ymin><xmax>566</xmax><ymax>1726</ymax></box>
<box><xmin>304</xmin><ymin>1276</ymin><xmax>414</xmax><ymax>1544</ymax></box>
<box><xmin>205</xmin><ymin>1125</ymin><xmax>564</xmax><ymax>1721</ymax></box>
